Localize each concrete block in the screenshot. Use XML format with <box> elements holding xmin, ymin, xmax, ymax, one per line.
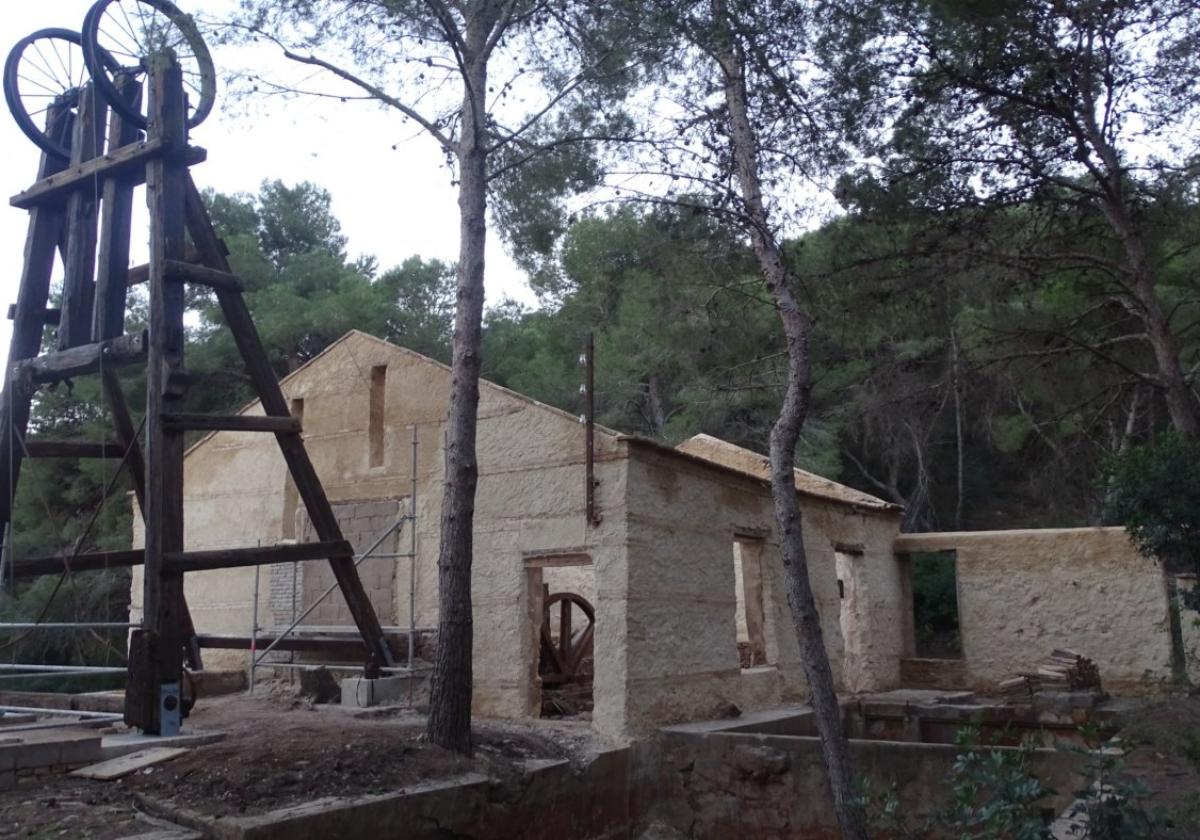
<box><xmin>340</xmin><ymin>675</ymin><xmax>422</xmax><ymax>708</ymax></box>
<box><xmin>58</xmin><ymin>737</ymin><xmax>103</xmax><ymax>767</ymax></box>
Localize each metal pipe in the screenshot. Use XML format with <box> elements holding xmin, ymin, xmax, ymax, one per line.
<box><xmin>0</xmin><ymin>663</ymin><xmax>125</xmax><ymax>673</ymax></box>
<box><xmin>289</xmin><ymin>557</ymin><xmax>297</xmax><ymax>672</ymax></box>
<box><xmin>0</xmin><ymin>622</ymin><xmax>140</xmax><ymax>629</ymax></box>
<box><xmin>254</xmin><ymin>661</ymin><xmax>425</xmax><ymax>674</ymax></box>
<box><xmin>409</xmin><ymin>424</ymin><xmax>417</xmax><ymax>672</ymax></box>
<box><xmin>0</xmin><ymin>717</ymin><xmax>115</xmax><ymax>733</ymax></box>
<box><xmin>253</xmin><ymin>517</ymin><xmax>406</xmax><ymax>667</ymax></box>
<box><xmin>584</xmin><ymin>332</ymin><xmax>600</xmax><ymax>526</ymax></box>
<box><xmin>0</xmin><ymin>704</ymin><xmax>122</xmax><ymax>718</ymax></box>
<box><xmin>248</xmin><ymin>554</ymin><xmax>260</xmax><ymax>693</ymax></box>
<box><xmin>0</xmin><ymin>669</ymin><xmax>123</xmax><ymax>681</ymax></box>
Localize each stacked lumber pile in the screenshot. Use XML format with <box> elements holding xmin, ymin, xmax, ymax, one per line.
<box><xmin>999</xmin><ymin>649</ymin><xmax>1102</xmax><ymax>702</ymax></box>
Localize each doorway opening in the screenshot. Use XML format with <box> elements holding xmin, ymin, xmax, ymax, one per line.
<box><xmin>525</xmin><ymin>554</ymin><xmax>595</xmax><ymax>718</ymax></box>
<box><xmin>908</xmin><ymin>550</ymin><xmax>962</xmax><ymax>659</ymax></box>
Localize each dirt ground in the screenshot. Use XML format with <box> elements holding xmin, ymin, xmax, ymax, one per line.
<box><xmin>7</xmin><ymin>691</ymin><xmax>1200</xmax><ymax>839</ymax></box>
<box><xmin>1109</xmin><ymin>694</ymin><xmax>1200</xmax><ymax>837</ymax></box>
<box><xmin>0</xmin><ymin>689</ymin><xmax>595</xmax><ymax>839</ymax></box>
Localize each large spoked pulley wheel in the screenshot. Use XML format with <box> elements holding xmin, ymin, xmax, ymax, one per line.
<box><xmin>3</xmin><ymin>29</ymin><xmax>117</xmax><ymax>160</ymax></box>
<box><xmin>82</xmin><ymin>0</ymin><xmax>216</xmax><ymax>130</ymax></box>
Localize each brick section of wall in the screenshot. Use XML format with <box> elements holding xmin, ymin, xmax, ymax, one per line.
<box><xmin>290</xmin><ymin>498</ymin><xmax>402</xmax><ymax>627</ymax></box>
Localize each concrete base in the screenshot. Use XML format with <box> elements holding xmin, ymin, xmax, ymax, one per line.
<box><xmin>340</xmin><ymin>675</ymin><xmax>422</xmax><ymax>708</ymax></box>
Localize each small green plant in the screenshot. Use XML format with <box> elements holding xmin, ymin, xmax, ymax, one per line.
<box><xmin>862</xmin><ymin>727</ymin><xmax>1053</xmax><ymax>839</ymax></box>
<box><xmin>943</xmin><ymin>728</ymin><xmax>1053</xmax><ymax>839</ymax></box>
<box><xmin>1180</xmin><ymin>729</ymin><xmax>1200</xmax><ymax>772</ymax></box>
<box><xmin>1058</xmin><ymin>723</ymin><xmax>1166</xmax><ymax>839</ymax></box>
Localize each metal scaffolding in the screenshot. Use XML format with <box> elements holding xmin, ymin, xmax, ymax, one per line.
<box><xmin>248</xmin><ymin>424</ymin><xmax>424</xmax><ymax>692</ymax></box>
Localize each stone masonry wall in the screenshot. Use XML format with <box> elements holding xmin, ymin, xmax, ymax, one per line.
<box><xmin>895</xmin><ymin>527</ymin><xmax>1184</xmax><ymax>692</ymax></box>
<box><xmin>294</xmin><ymin>498</ymin><xmax>402</xmax><ymax>627</ymax></box>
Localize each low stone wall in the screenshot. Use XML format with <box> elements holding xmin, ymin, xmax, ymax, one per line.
<box><xmin>163</xmin><ymin>746</ymin><xmax>652</xmax><ymax>840</ymax></box>
<box><xmin>651</xmin><ymin>727</ymin><xmax>1083</xmax><ymax>839</ymax></box>
<box><xmin>150</xmin><ymin>700</ymin><xmax>1092</xmax><ymax>840</ymax></box>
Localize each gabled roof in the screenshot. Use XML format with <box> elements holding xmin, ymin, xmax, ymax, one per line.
<box><xmin>676</xmin><ymin>434</ymin><xmax>901</xmax><ymax>513</ymax></box>
<box><xmin>185</xmin><ymin>329</ymin><xmax>618</xmax><ymax>459</ymax></box>
<box><xmin>185</xmin><ymin>331</ymin><xmax>896</xmax><ymax>515</ymax></box>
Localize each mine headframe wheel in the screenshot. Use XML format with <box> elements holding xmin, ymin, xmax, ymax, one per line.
<box><xmin>3</xmin><ymin>28</ymin><xmax>119</xmax><ymax>160</ymax></box>
<box><xmin>539</xmin><ymin>592</ymin><xmax>595</xmax><ymax>686</ymax></box>
<box><xmin>82</xmin><ymin>0</ymin><xmax>216</xmax><ymax>130</ymax></box>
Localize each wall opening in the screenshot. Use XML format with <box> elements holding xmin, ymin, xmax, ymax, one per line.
<box><xmin>280</xmin><ymin>397</ymin><xmax>304</xmax><ymax>539</ymax></box>
<box><xmin>909</xmin><ymin>550</ymin><xmax>962</xmax><ymax>659</ymax></box>
<box><xmin>733</xmin><ymin>536</ymin><xmax>768</xmax><ymax>668</ymax></box>
<box><xmin>524</xmin><ymin>553</ymin><xmax>595</xmax><ymax>718</ymax></box>
<box><xmin>368</xmin><ymin>364</ymin><xmax>387</xmax><ymax>468</ymax></box>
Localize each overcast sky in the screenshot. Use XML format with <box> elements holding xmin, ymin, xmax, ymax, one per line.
<box><xmin>0</xmin><ymin>0</ymin><xmax>536</xmax><ymax>356</ymax></box>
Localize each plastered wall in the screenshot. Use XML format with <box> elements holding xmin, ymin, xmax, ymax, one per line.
<box><xmin>895</xmin><ymin>527</ymin><xmax>1182</xmax><ymax>692</ymax></box>
<box><xmin>614</xmin><ymin>441</ymin><xmax>903</xmax><ymax>736</ymax></box>
<box><xmin>133</xmin><ymin>331</ymin><xmax>907</xmax><ymax>736</ymax></box>
<box><xmin>133</xmin><ymin>331</ymin><xmax>630</xmax><ymax>716</ymax></box>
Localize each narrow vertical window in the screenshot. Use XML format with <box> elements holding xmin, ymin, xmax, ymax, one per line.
<box><xmin>281</xmin><ymin>398</ymin><xmax>304</xmax><ymax>538</ymax></box>
<box><xmin>369</xmin><ymin>365</ymin><xmax>387</xmax><ymax>468</ymax></box>
<box><xmin>733</xmin><ymin>537</ymin><xmax>768</xmax><ymax>667</ymax></box>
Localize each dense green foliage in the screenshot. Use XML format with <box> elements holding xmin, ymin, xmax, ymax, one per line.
<box><xmin>865</xmin><ymin>729</ymin><xmax>1052</xmax><ymax>839</ymax></box>
<box><xmin>6</xmin><ymin>0</ymin><xmax>1200</xmax><ymax>680</ymax></box>
<box><xmin>1104</xmin><ymin>433</ymin><xmax>1200</xmax><ymax>579</ymax></box>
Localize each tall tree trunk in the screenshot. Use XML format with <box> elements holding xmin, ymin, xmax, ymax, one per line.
<box><xmin>713</xmin><ymin>6</ymin><xmax>867</xmax><ymax>838</ymax></box>
<box><xmin>426</xmin><ymin>44</ymin><xmax>491</xmax><ymax>755</ymax></box>
<box><xmin>951</xmin><ymin>328</ymin><xmax>964</xmax><ymax>531</ymax></box>
<box><xmin>1089</xmin><ymin>135</ymin><xmax>1199</xmax><ymax>438</ymax></box>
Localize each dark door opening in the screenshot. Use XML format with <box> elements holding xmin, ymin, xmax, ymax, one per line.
<box><xmin>910</xmin><ymin>550</ymin><xmax>962</xmax><ymax>659</ymax></box>
<box><xmin>538</xmin><ymin>587</ymin><xmax>595</xmax><ymax>716</ymax></box>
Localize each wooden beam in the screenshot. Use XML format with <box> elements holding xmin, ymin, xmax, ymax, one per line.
<box><xmin>17</xmin><ymin>331</ymin><xmax>146</xmax><ymax>384</ymax></box>
<box><xmin>0</xmin><ymin>103</ymin><xmax>74</xmax><ymax>538</ymax></box>
<box><xmin>126</xmin><ymin>246</ymin><xmax>202</xmax><ymax>286</ymax></box>
<box><xmin>24</xmin><ymin>439</ymin><xmax>124</xmax><ymax>459</ymax></box>
<box><xmin>164</xmin><ymin>260</ymin><xmax>243</xmax><ymax>292</ymax></box>
<box><xmin>138</xmin><ymin>54</ymin><xmax>189</xmax><ymax>734</ymax></box>
<box><xmin>9</xmin><ymin>549</ymin><xmax>144</xmax><ymax>578</ymax></box>
<box><xmin>161</xmin><ymin>413</ymin><xmax>300</xmax><ymax>433</ymax></box>
<box><xmin>11</xmin><ymin>540</ymin><xmax>353</xmax><ymax>578</ymax></box>
<box><xmin>183</xmin><ymin>175</ymin><xmax>395</xmax><ymax>668</ymax></box>
<box><xmin>92</xmin><ymin>73</ymin><xmax>143</xmax><ymax>342</ymax></box>
<box><xmin>6</xmin><ymin>305</ymin><xmax>60</xmax><ymax>325</ymax></box>
<box><xmin>164</xmin><ymin>540</ymin><xmax>353</xmax><ymax>573</ymax></box>
<box><xmin>57</xmin><ymin>82</ymin><xmax>106</xmax><ymax>349</ymax></box>
<box><xmin>10</xmin><ymin>139</ymin><xmax>206</xmax><ymax>210</ymax></box>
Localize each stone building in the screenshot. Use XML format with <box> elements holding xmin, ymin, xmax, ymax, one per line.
<box><xmin>131</xmin><ymin>330</ymin><xmax>1195</xmax><ymax>738</ymax></box>
<box><xmin>131</xmin><ymin>330</ymin><xmax>905</xmax><ymax>737</ymax></box>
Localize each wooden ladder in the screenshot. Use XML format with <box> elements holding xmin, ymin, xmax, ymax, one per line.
<box><xmin>0</xmin><ymin>55</ymin><xmax>392</xmax><ymax>735</ymax></box>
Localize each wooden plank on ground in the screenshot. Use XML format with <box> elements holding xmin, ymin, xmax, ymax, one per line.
<box><xmin>72</xmin><ymin>746</ymin><xmax>189</xmax><ymax>780</ymax></box>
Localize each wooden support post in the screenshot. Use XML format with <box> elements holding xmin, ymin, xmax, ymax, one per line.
<box><xmin>182</xmin><ymin>177</ymin><xmax>395</xmax><ymax>668</ymax></box>
<box><xmin>134</xmin><ymin>56</ymin><xmax>189</xmax><ymax>735</ymax></box>
<box><xmin>93</xmin><ymin>74</ymin><xmax>142</xmax><ymax>342</ymax></box>
<box><xmin>57</xmin><ymin>83</ymin><xmax>107</xmax><ymax>350</ymax></box>
<box><xmin>0</xmin><ymin>103</ymin><xmax>74</xmax><ymax>539</ymax></box>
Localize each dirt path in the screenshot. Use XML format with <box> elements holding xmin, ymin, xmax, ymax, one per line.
<box><xmin>1</xmin><ymin>692</ymin><xmax>594</xmax><ymax>838</ymax></box>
